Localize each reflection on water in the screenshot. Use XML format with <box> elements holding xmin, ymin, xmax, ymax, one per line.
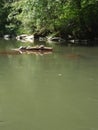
<box><xmin>0</xmin><ymin>39</ymin><xmax>98</xmax><ymax>130</ymax></box>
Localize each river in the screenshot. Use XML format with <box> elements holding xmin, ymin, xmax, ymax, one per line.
<box><xmin>0</xmin><ymin>39</ymin><xmax>98</xmax><ymax>130</ymax></box>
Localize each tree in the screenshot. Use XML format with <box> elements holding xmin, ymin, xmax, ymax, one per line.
<box><xmin>0</xmin><ymin>0</ymin><xmax>98</xmax><ymax>41</ymax></box>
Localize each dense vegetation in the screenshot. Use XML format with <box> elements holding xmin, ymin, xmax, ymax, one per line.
<box><xmin>0</xmin><ymin>0</ymin><xmax>98</xmax><ymax>40</ymax></box>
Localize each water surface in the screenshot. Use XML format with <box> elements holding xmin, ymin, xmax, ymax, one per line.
<box><xmin>0</xmin><ymin>39</ymin><xmax>98</xmax><ymax>130</ymax></box>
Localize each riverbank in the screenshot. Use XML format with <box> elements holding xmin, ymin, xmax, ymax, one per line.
<box><xmin>1</xmin><ymin>33</ymin><xmax>98</xmax><ymax>46</ymax></box>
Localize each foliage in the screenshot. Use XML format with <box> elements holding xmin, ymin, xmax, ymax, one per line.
<box><xmin>0</xmin><ymin>0</ymin><xmax>98</xmax><ymax>40</ymax></box>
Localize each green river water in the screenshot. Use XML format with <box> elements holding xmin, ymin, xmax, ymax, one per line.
<box><xmin>0</xmin><ymin>39</ymin><xmax>98</xmax><ymax>130</ymax></box>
